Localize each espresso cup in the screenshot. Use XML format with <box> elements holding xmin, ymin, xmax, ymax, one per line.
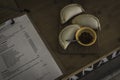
<box><xmin>75</xmin><ymin>27</ymin><xmax>97</xmax><ymax>46</ymax></box>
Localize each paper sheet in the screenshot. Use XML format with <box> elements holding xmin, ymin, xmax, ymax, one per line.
<box><xmin>0</xmin><ymin>14</ymin><xmax>62</xmax><ymax>80</ymax></box>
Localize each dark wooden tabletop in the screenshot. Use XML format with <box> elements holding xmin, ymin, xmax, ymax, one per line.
<box><xmin>0</xmin><ymin>0</ymin><xmax>120</xmax><ymax>79</ymax></box>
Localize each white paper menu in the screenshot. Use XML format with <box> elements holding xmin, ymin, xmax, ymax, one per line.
<box><xmin>0</xmin><ymin>14</ymin><xmax>62</xmax><ymax>80</ymax></box>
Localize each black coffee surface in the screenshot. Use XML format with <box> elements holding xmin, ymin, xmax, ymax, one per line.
<box><xmin>79</xmin><ymin>32</ymin><xmax>93</xmax><ymax>44</ymax></box>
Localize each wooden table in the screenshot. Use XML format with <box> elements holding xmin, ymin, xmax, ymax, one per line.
<box><xmin>0</xmin><ymin>0</ymin><xmax>120</xmax><ymax>79</ymax></box>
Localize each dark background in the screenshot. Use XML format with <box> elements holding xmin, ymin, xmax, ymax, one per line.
<box><xmin>0</xmin><ymin>0</ymin><xmax>120</xmax><ymax>80</ymax></box>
